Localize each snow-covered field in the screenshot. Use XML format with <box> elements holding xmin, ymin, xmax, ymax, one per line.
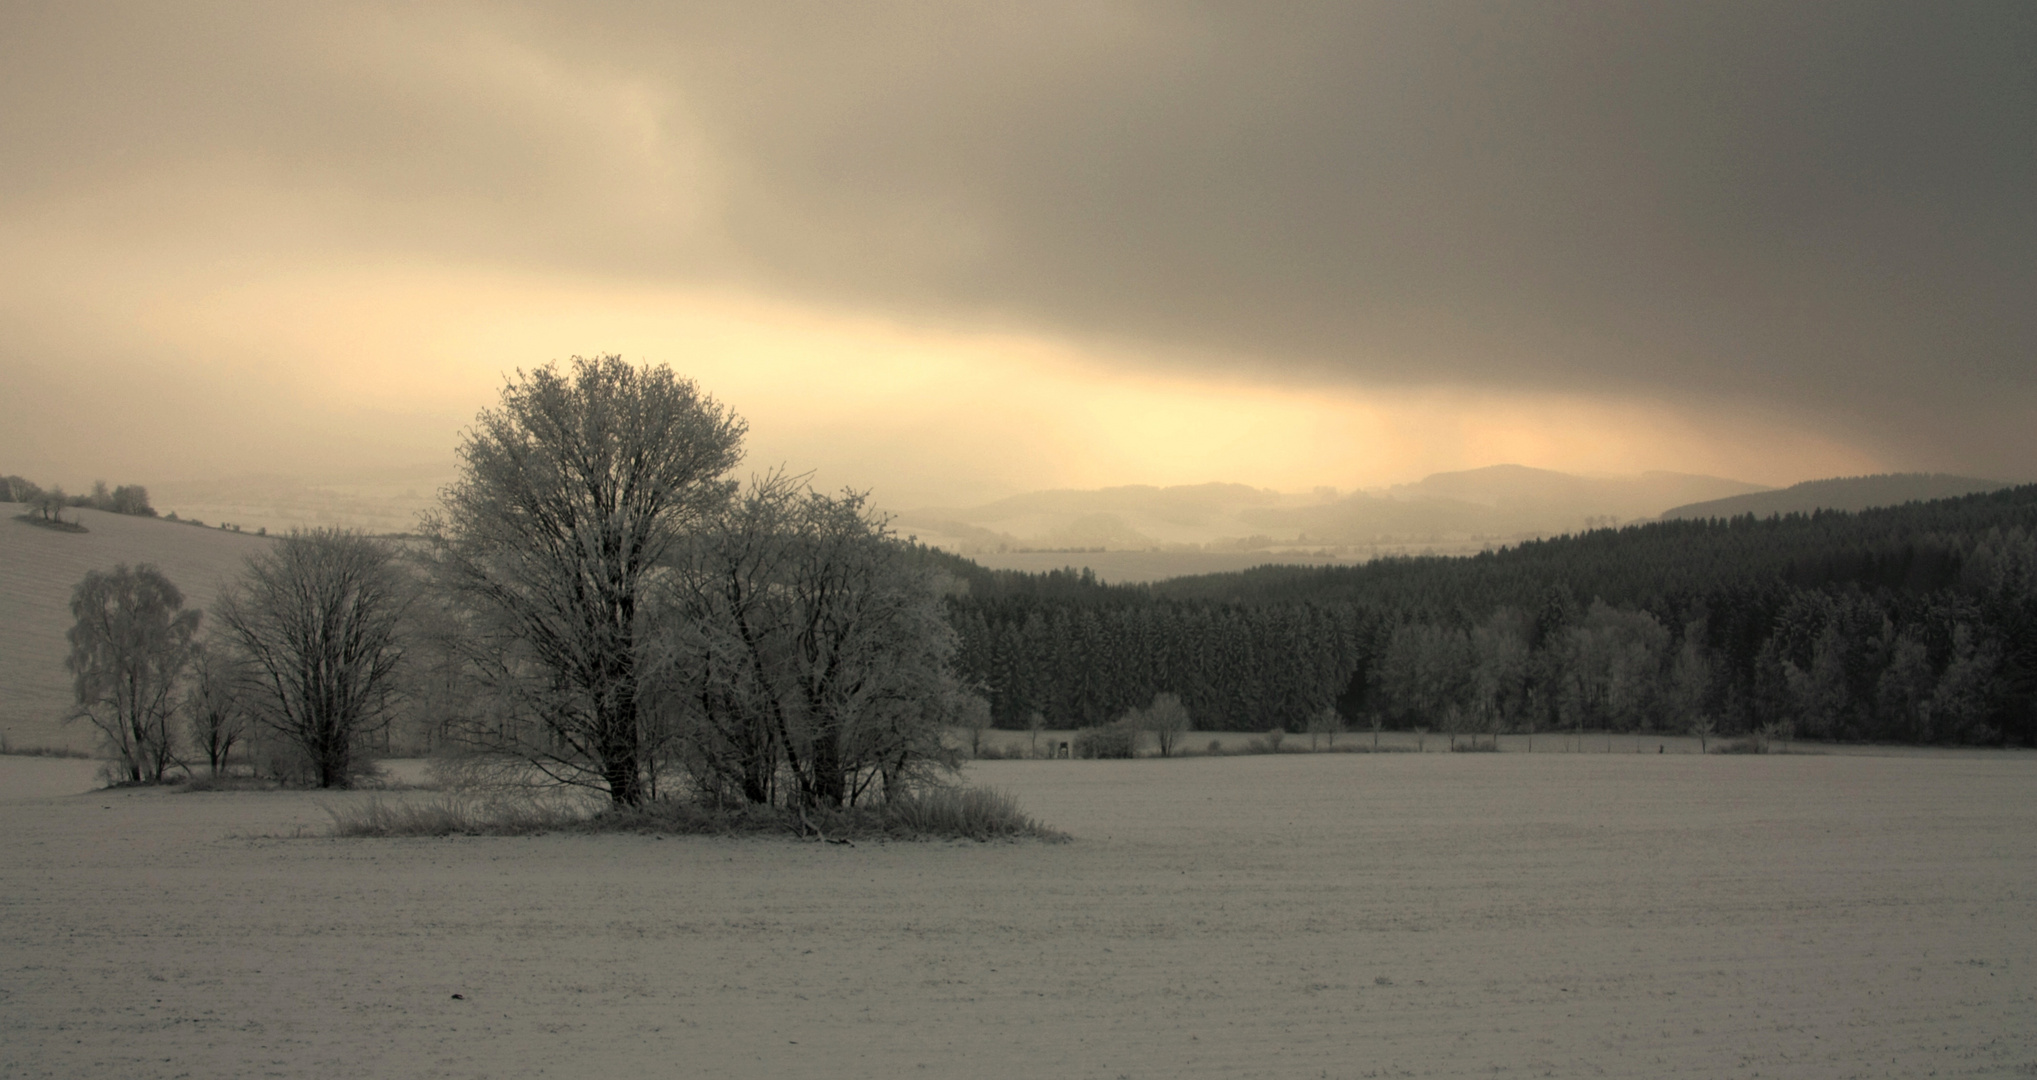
<box><xmin>3</xmin><ymin>751</ymin><xmax>2033</xmax><ymax>1078</ymax></box>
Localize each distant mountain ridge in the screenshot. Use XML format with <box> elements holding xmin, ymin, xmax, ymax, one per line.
<box><xmin>1251</xmin><ymin>466</ymin><xmax>1767</xmax><ymax>541</ymax></box>
<box><xmin>896</xmin><ymin>466</ymin><xmax>1768</xmax><ymax>566</ymax></box>
<box><xmin>1660</xmin><ymin>474</ymin><xmax>2009</xmax><ymax>521</ymax></box>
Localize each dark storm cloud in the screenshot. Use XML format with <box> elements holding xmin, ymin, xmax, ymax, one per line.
<box><xmin>5</xmin><ymin>2</ymin><xmax>2035</xmax><ymax>476</ymax></box>
<box><xmin>603</xmin><ymin>1</ymin><xmax>2037</xmax><ymax>474</ymax></box>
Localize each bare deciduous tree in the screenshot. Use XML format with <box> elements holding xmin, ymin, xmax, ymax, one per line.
<box><xmin>957</xmin><ymin>694</ymin><xmax>993</xmax><ymax>758</ymax></box>
<box><xmin>1689</xmin><ymin>712</ymin><xmax>1717</xmax><ymax>754</ymax></box>
<box><xmin>1305</xmin><ymin>704</ymin><xmax>1341</xmax><ymax>751</ymax></box>
<box><xmin>34</xmin><ymin>485</ymin><xmax>70</xmax><ymax>524</ymax></box>
<box><xmin>184</xmin><ymin>642</ymin><xmax>251</xmax><ymax>776</ymax></box>
<box><xmin>658</xmin><ymin>475</ymin><xmax>963</xmax><ymax>809</ymax></box>
<box><xmin>65</xmin><ymin>564</ymin><xmax>201</xmax><ymax>783</ymax></box>
<box><xmin>1143</xmin><ymin>692</ymin><xmax>1191</xmax><ymax>757</ymax></box>
<box><xmin>1670</xmin><ymin>616</ymin><xmax>1716</xmax><ymax>753</ymax></box>
<box><xmin>426</xmin><ymin>356</ymin><xmax>745</xmax><ymax>806</ymax></box>
<box><xmin>217</xmin><ymin>530</ymin><xmax>408</xmax><ymax>788</ymax></box>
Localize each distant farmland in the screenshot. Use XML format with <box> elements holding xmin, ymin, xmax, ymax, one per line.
<box><xmin>0</xmin><ymin>505</ymin><xmax>270</xmax><ymax>752</ymax></box>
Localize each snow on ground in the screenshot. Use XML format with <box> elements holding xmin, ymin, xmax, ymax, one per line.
<box><xmin>2</xmin><ymin>752</ymin><xmax>2033</xmax><ymax>1078</ymax></box>
<box><xmin>0</xmin><ymin>754</ymin><xmax>104</xmax><ymax>801</ymax></box>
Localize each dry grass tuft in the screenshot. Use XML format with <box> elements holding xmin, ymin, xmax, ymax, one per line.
<box><xmin>175</xmin><ymin>773</ymin><xmax>283</xmax><ymax>793</ymax></box>
<box><xmin>326</xmin><ymin>785</ymin><xmax>1068</xmax><ymax>843</ymax></box>
<box><xmin>327</xmin><ymin>794</ymin><xmax>594</xmax><ymax>837</ymax></box>
<box><xmin>598</xmin><ymin>785</ymin><xmax>1067</xmax><ymax>842</ymax></box>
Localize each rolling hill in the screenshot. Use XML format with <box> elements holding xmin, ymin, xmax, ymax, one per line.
<box><xmin>1242</xmin><ymin>465</ymin><xmax>1766</xmax><ymax>541</ymax></box>
<box><xmin>0</xmin><ymin>505</ymin><xmax>271</xmax><ymax>753</ymax></box>
<box><xmin>897</xmin><ymin>466</ymin><xmax>1766</xmax><ymax>580</ymax></box>
<box><xmin>1660</xmin><ymin>473</ymin><xmax>2009</xmax><ymax>521</ymax></box>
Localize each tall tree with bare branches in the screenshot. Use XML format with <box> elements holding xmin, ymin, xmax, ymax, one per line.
<box><xmin>216</xmin><ymin>530</ymin><xmax>409</xmax><ymax>788</ymax></box>
<box><xmin>426</xmin><ymin>356</ymin><xmax>746</xmax><ymax>806</ymax></box>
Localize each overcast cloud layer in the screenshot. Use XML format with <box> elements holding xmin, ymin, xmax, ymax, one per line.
<box><xmin>3</xmin><ymin>2</ymin><xmax>2033</xmax><ymax>492</ymax></box>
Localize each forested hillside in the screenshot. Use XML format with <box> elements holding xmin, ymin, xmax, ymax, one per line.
<box><xmin>940</xmin><ymin>485</ymin><xmax>2037</xmax><ymax>746</ymax></box>
<box><xmin>1659</xmin><ymin>473</ymin><xmax>2007</xmax><ymax>521</ymax></box>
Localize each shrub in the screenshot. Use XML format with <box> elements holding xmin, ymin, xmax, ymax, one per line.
<box><xmin>1073</xmin><ymin>720</ymin><xmax>1139</xmax><ymax>759</ymax></box>
<box><xmin>1449</xmin><ymin>740</ymin><xmax>1499</xmax><ymax>752</ymax></box>
<box><xmin>878</xmin><ymin>785</ymin><xmax>1067</xmax><ymax>841</ymax></box>
<box><xmin>1247</xmin><ymin>727</ymin><xmax>1288</xmax><ymax>753</ymax></box>
<box><xmin>1206</xmin><ymin>738</ymin><xmax>1224</xmax><ymax>755</ymax></box>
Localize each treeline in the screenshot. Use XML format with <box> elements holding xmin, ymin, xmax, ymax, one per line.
<box><xmin>946</xmin><ymin>593</ymin><xmax>1366</xmax><ymax>732</ymax></box>
<box><xmin>5</xmin><ymin>475</ymin><xmax>155</xmax><ymax>520</ymax></box>
<box><xmin>943</xmin><ymin>486</ymin><xmax>2037</xmax><ymax>746</ymax></box>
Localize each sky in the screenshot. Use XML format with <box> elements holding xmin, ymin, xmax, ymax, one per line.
<box><xmin>3</xmin><ymin>2</ymin><xmax>2033</xmax><ymax>509</ymax></box>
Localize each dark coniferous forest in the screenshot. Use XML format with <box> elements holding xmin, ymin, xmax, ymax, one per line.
<box><xmin>935</xmin><ymin>485</ymin><xmax>2037</xmax><ymax>746</ymax></box>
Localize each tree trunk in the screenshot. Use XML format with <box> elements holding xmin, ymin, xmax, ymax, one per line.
<box><xmin>603</xmin><ymin>743</ymin><xmax>644</xmax><ymax>806</ymax></box>
<box><xmin>599</xmin><ymin>683</ymin><xmax>644</xmax><ymax>806</ymax></box>
<box><xmin>808</xmin><ymin>726</ymin><xmax>845</xmax><ymax>808</ymax></box>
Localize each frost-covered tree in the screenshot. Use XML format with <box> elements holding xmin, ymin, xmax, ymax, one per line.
<box><xmin>425</xmin><ymin>356</ymin><xmax>745</xmax><ymax>806</ymax></box>
<box><xmin>1142</xmin><ymin>692</ymin><xmax>1192</xmax><ymax>756</ymax></box>
<box><xmin>658</xmin><ymin>475</ymin><xmax>963</xmax><ymax>808</ymax></box>
<box><xmin>66</xmin><ymin>564</ymin><xmax>201</xmax><ymax>783</ymax></box>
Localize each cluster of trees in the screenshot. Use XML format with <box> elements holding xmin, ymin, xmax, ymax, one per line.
<box><xmin>943</xmin><ymin>489</ymin><xmax>2037</xmax><ymax>747</ymax></box>
<box><xmin>6</xmin><ymin>476</ymin><xmax>154</xmax><ymax>521</ymax></box>
<box><xmin>1071</xmin><ymin>691</ymin><xmax>1193</xmax><ymax>758</ymax></box>
<box><xmin>65</xmin><ymin>537</ymin><xmax>410</xmax><ymax>787</ymax></box>
<box><xmin>63</xmin><ymin>358</ymin><xmax>971</xmax><ymax>807</ymax></box>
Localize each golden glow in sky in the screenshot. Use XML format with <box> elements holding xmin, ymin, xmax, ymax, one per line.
<box><xmin>4</xmin><ymin>243</ymin><xmax>1880</xmax><ymax>507</ymax></box>
<box><xmin>12</xmin><ymin>2</ymin><xmax>2006</xmax><ymax>508</ymax></box>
